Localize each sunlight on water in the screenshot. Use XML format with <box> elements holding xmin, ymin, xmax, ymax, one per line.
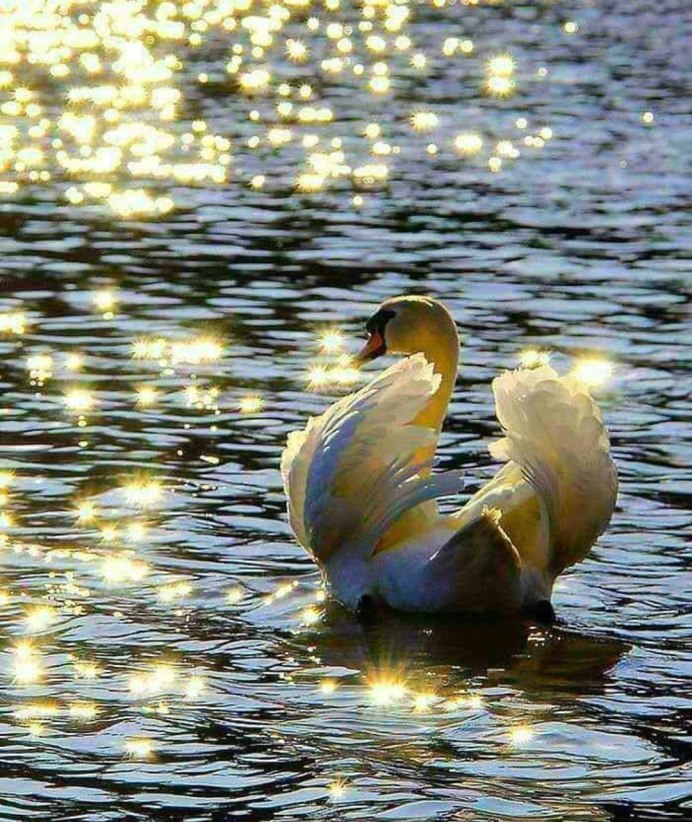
<box><xmin>0</xmin><ymin>0</ymin><xmax>563</xmax><ymax>216</ymax></box>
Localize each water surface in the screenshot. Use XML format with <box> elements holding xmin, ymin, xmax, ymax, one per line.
<box><xmin>0</xmin><ymin>1</ymin><xmax>690</xmax><ymax>820</ymax></box>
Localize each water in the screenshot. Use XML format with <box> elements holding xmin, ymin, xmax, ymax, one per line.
<box><xmin>1</xmin><ymin>0</ymin><xmax>690</xmax><ymax>820</ymax></box>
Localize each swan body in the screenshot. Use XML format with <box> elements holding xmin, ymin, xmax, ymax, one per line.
<box><xmin>281</xmin><ymin>296</ymin><xmax>617</xmax><ymax>616</ymax></box>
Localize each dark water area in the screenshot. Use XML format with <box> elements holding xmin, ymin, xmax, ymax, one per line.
<box><xmin>0</xmin><ymin>0</ymin><xmax>690</xmax><ymax>820</ymax></box>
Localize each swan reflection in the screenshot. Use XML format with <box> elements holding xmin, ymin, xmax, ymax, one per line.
<box><xmin>311</xmin><ymin>605</ymin><xmax>628</xmax><ymax>700</ymax></box>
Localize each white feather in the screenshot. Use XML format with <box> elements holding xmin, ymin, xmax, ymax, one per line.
<box><xmin>281</xmin><ymin>354</ymin><xmax>463</xmax><ymax>562</ymax></box>
<box><xmin>489</xmin><ymin>365</ymin><xmax>618</xmax><ymax>573</ymax></box>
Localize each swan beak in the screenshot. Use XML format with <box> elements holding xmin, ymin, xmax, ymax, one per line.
<box><xmin>355</xmin><ymin>331</ymin><xmax>386</xmax><ymax>364</ymax></box>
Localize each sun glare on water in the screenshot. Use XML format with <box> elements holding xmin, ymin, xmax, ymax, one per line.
<box><xmin>0</xmin><ymin>0</ymin><xmax>580</xmax><ymax>217</ymax></box>
<box><xmin>572</xmin><ymin>358</ymin><xmax>614</xmax><ymax>388</ymax></box>
<box><xmin>368</xmin><ymin>674</ymin><xmax>408</xmax><ymax>706</ymax></box>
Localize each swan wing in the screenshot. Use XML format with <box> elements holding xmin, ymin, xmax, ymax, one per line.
<box><xmin>489</xmin><ymin>365</ymin><xmax>618</xmax><ymax>573</ymax></box>
<box><xmin>281</xmin><ymin>353</ymin><xmax>464</xmax><ymax>562</ymax></box>
<box><xmin>281</xmin><ymin>419</ymin><xmax>319</xmax><ymax>550</ymax></box>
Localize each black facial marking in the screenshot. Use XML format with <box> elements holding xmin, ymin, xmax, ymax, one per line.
<box><xmin>365</xmin><ymin>308</ymin><xmax>395</xmax><ymax>338</ymax></box>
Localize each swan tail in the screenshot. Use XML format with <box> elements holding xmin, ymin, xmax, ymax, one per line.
<box><xmin>489</xmin><ymin>365</ymin><xmax>617</xmax><ymax>575</ymax></box>
<box><xmin>423</xmin><ymin>508</ymin><xmax>522</xmax><ymax>614</ymax></box>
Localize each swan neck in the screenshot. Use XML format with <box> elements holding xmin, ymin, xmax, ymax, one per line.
<box><xmin>373</xmin><ymin>312</ymin><xmax>459</xmax><ymax>554</ymax></box>
<box><xmin>414</xmin><ymin>325</ymin><xmax>459</xmax><ymax>431</ymax></box>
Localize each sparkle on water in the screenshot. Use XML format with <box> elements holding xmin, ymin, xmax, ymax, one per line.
<box><xmin>519</xmin><ymin>348</ymin><xmax>552</xmax><ymax>369</ymax></box>
<box><xmin>572</xmin><ymin>357</ymin><xmax>616</xmax><ymax>388</ymax></box>
<box><xmin>0</xmin><ymin>0</ymin><xmax>689</xmax><ymax>819</ymax></box>
<box><xmin>0</xmin><ymin>0</ymin><xmax>562</xmax><ymax>217</ymax></box>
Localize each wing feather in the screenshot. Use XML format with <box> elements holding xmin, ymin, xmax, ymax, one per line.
<box><xmin>281</xmin><ymin>353</ymin><xmax>463</xmax><ymax>562</ymax></box>
<box><xmin>489</xmin><ymin>365</ymin><xmax>617</xmax><ymax>573</ymax></box>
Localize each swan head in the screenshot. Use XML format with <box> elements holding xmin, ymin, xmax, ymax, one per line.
<box><xmin>356</xmin><ymin>296</ymin><xmax>459</xmax><ymax>363</ymax></box>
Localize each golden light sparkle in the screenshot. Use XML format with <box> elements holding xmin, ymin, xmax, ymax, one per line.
<box><xmin>328</xmin><ymin>779</ymin><xmax>348</xmax><ymax>800</ymax></box>
<box><xmin>486</xmin><ymin>75</ymin><xmax>514</xmax><ymax>97</ymax></box>
<box><xmin>122</xmin><ymin>478</ymin><xmax>163</xmax><ymax>507</ymax></box>
<box><xmin>170</xmin><ymin>338</ymin><xmax>223</xmax><ymax>365</ymax></box>
<box><xmin>368</xmin><ymin>674</ymin><xmax>408</xmax><ymax>706</ymax></box>
<box><xmin>24</xmin><ymin>605</ymin><xmax>57</xmax><ymax>632</ymax></box>
<box><xmin>126</xmin><ymin>521</ymin><xmax>148</xmax><ymax>543</ymax></box>
<box><xmin>158</xmin><ymin>580</ymin><xmax>194</xmax><ymax>603</ymax></box>
<box><xmin>69</xmin><ymin>702</ymin><xmax>99</xmax><ymax>720</ymax></box>
<box><xmin>132</xmin><ymin>338</ymin><xmax>168</xmax><ymax>360</ymax></box>
<box><xmin>509</xmin><ymin>724</ymin><xmax>535</xmax><ymax>745</ymax></box>
<box><xmin>27</xmin><ymin>354</ymin><xmax>53</xmax><ymax>383</ymax></box>
<box><xmin>488</xmin><ymin>54</ymin><xmax>515</xmax><ymax>78</ymax></box>
<box><xmin>135</xmin><ymin>386</ymin><xmax>158</xmax><ymax>407</ymax></box>
<box><xmin>642</xmin><ymin>111</ymin><xmax>655</xmax><ymax>125</ymax></box>
<box><xmin>14</xmin><ymin>702</ymin><xmax>60</xmax><ymax>721</ymax></box>
<box><xmin>318</xmin><ymin>328</ymin><xmax>344</xmax><ymax>354</ymax></box>
<box><xmin>65</xmin><ymin>352</ymin><xmax>84</xmax><ymax>372</ymax></box>
<box><xmin>184</xmin><ymin>674</ymin><xmax>207</xmax><ymax>700</ymax></box>
<box><xmin>412</xmin><ymin>691</ymin><xmax>437</xmax><ymax>713</ymax></box>
<box><xmin>0</xmin><ymin>312</ymin><xmax>28</xmax><ymax>335</ymax></box>
<box><xmin>92</xmin><ymin>290</ymin><xmax>116</xmax><ymax>314</ymax></box>
<box><xmin>226</xmin><ymin>586</ymin><xmax>245</xmax><ymax>605</ymax></box>
<box><xmin>444</xmin><ymin>693</ymin><xmax>484</xmax><ymax>712</ymax></box>
<box><xmin>410</xmin><ymin>111</ymin><xmax>439</xmax><ymax>132</ymax></box>
<box><xmin>124</xmin><ymin>737</ymin><xmax>154</xmax><ymax>759</ymax></box>
<box><xmin>101</xmin><ymin>553</ymin><xmax>149</xmax><ymax>585</ymax></box>
<box><xmin>454</xmin><ymin>133</ymin><xmax>483</xmax><ymax>155</ymax></box>
<box><xmin>238</xmin><ymin>395</ymin><xmax>264</xmax><ymax>414</ymax></box>
<box><xmin>65</xmin><ymin>388</ymin><xmax>95</xmax><ymax>414</ymax></box>
<box><xmin>572</xmin><ymin>358</ymin><xmax>614</xmax><ymax>388</ymax></box>
<box><xmin>129</xmin><ymin>663</ymin><xmax>177</xmax><ymax>697</ymax></box>
<box><xmin>300</xmin><ymin>605</ymin><xmax>322</xmax><ymax>626</ymax></box>
<box><xmin>12</xmin><ymin>641</ymin><xmax>43</xmax><ymax>685</ymax></box>
<box><xmin>73</xmin><ymin>660</ymin><xmax>101</xmax><ymax>680</ymax></box>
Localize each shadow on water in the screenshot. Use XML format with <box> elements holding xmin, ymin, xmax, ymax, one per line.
<box><xmin>316</xmin><ymin>605</ymin><xmax>629</xmax><ymax>698</ymax></box>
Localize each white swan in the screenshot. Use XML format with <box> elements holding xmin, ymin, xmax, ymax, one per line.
<box><xmin>281</xmin><ymin>296</ymin><xmax>617</xmax><ymax>619</ymax></box>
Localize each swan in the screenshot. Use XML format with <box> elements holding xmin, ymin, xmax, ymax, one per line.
<box><xmin>281</xmin><ymin>296</ymin><xmax>617</xmax><ymax>620</ymax></box>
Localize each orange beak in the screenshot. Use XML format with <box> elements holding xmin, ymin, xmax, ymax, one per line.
<box><xmin>355</xmin><ymin>330</ymin><xmax>386</xmax><ymax>364</ymax></box>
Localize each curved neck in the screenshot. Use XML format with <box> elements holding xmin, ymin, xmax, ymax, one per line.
<box><xmin>412</xmin><ymin>321</ymin><xmax>459</xmax><ymax>433</ymax></box>
<box><xmin>374</xmin><ymin>319</ymin><xmax>459</xmax><ymax>553</ymax></box>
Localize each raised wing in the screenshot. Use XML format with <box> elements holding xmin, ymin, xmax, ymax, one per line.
<box><xmin>489</xmin><ymin>364</ymin><xmax>618</xmax><ymax>573</ymax></box>
<box><xmin>281</xmin><ymin>353</ymin><xmax>464</xmax><ymax>563</ymax></box>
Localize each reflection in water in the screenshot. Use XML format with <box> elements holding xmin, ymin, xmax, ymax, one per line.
<box><xmin>317</xmin><ymin>606</ymin><xmax>628</xmax><ymax>701</ymax></box>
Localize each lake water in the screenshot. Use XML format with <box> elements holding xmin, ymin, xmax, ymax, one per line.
<box><xmin>0</xmin><ymin>0</ymin><xmax>690</xmax><ymax>820</ymax></box>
